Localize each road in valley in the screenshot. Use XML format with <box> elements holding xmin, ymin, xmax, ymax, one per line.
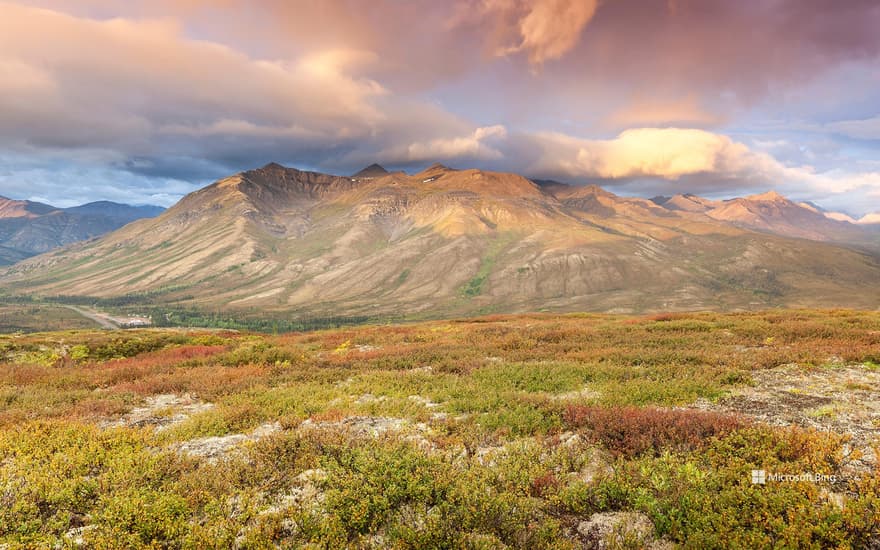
<box><xmin>63</xmin><ymin>305</ymin><xmax>119</xmax><ymax>329</ymax></box>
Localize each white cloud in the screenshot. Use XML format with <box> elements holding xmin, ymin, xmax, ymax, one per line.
<box><xmin>381</xmin><ymin>125</ymin><xmax>509</xmax><ymax>163</ymax></box>
<box><xmin>521</xmin><ymin>127</ymin><xmax>880</xmax><ymax>213</ymax></box>
<box><xmin>528</xmin><ymin>128</ymin><xmax>782</xmax><ymax>180</ymax></box>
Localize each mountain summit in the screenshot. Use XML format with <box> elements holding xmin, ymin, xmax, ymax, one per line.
<box><xmin>3</xmin><ymin>164</ymin><xmax>880</xmax><ymax>315</ymax></box>
<box><xmin>351</xmin><ymin>163</ymin><xmax>389</xmax><ymax>179</ymax></box>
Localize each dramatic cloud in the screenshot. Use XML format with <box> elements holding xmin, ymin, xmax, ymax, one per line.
<box><xmin>527</xmin><ymin>128</ymin><xmax>782</xmax><ymax>180</ymax></box>
<box><xmin>0</xmin><ymin>4</ymin><xmax>386</xmax><ymax>151</ymax></box>
<box><xmin>518</xmin><ymin>128</ymin><xmax>880</xmax><ymax>214</ymax></box>
<box><xmin>0</xmin><ymin>2</ymin><xmax>498</xmax><ymax>178</ymax></box>
<box><xmin>1</xmin><ymin>1</ymin><xmax>879</xmax><ymax>214</ymax></box>
<box><xmin>453</xmin><ymin>0</ymin><xmax>599</xmax><ymax>64</ymax></box>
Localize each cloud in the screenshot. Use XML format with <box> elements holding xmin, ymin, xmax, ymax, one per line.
<box><xmin>0</xmin><ymin>152</ymin><xmax>196</xmax><ymax>207</ymax></box>
<box><xmin>527</xmin><ymin>128</ymin><xmax>781</xmax><ymax>180</ymax></box>
<box><xmin>0</xmin><ymin>3</ymin><xmax>391</xmax><ymax>150</ymax></box>
<box><xmin>1</xmin><ymin>1</ymin><xmax>880</xmax><ymax>215</ymax></box>
<box><xmin>0</xmin><ymin>3</ymin><xmax>493</xmax><ymax>174</ymax></box>
<box><xmin>518</xmin><ymin>0</ymin><xmax>597</xmax><ymax>63</ymax></box>
<box><xmin>517</xmin><ymin>127</ymin><xmax>880</xmax><ymax>213</ymax></box>
<box><xmin>381</xmin><ymin>125</ymin><xmax>508</xmax><ymax>163</ymax></box>
<box><xmin>506</xmin><ymin>0</ymin><xmax>599</xmax><ymax>64</ymax></box>
<box><xmin>450</xmin><ymin>0</ymin><xmax>598</xmax><ymax>65</ymax></box>
<box><xmin>605</xmin><ymin>95</ymin><xmax>724</xmax><ymax>128</ymax></box>
<box><xmin>826</xmin><ymin>116</ymin><xmax>880</xmax><ymax>141</ymax></box>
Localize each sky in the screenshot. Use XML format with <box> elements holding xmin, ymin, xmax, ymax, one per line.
<box><xmin>1</xmin><ymin>0</ymin><xmax>880</xmax><ymax>216</ymax></box>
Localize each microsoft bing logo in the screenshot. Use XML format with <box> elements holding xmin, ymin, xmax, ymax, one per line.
<box><xmin>749</xmin><ymin>470</ymin><xmax>838</xmax><ymax>484</ymax></box>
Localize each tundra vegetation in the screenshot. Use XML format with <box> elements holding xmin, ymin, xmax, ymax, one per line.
<box><xmin>1</xmin><ymin>310</ymin><xmax>879</xmax><ymax>548</ymax></box>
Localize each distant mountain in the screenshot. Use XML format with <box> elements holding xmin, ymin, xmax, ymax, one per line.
<box><xmin>0</xmin><ymin>196</ymin><xmax>165</xmax><ymax>265</ymax></box>
<box><xmin>647</xmin><ymin>191</ymin><xmax>873</xmax><ymax>245</ymax></box>
<box><xmin>351</xmin><ymin>163</ymin><xmax>390</xmax><ymax>179</ymax></box>
<box><xmin>4</xmin><ymin>163</ymin><xmax>880</xmax><ymax>316</ymax></box>
<box><xmin>0</xmin><ymin>197</ymin><xmax>56</xmax><ymax>218</ymax></box>
<box><xmin>652</xmin><ymin>194</ymin><xmax>721</xmax><ymax>213</ymax></box>
<box><xmin>63</xmin><ymin>201</ymin><xmax>165</xmax><ymax>222</ymax></box>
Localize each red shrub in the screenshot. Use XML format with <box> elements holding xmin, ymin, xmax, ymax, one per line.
<box><xmin>530</xmin><ymin>472</ymin><xmax>561</xmax><ymax>497</ymax></box>
<box><xmin>563</xmin><ymin>405</ymin><xmax>748</xmax><ymax>457</ymax></box>
<box><xmin>645</xmin><ymin>312</ymin><xmax>689</xmax><ymax>323</ymax></box>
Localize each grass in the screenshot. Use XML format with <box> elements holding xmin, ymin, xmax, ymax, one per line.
<box><xmin>0</xmin><ymin>310</ymin><xmax>879</xmax><ymax>547</ymax></box>
<box><xmin>461</xmin><ymin>233</ymin><xmax>516</xmax><ymax>298</ymax></box>
<box><xmin>0</xmin><ymin>304</ymin><xmax>100</xmax><ymax>332</ymax></box>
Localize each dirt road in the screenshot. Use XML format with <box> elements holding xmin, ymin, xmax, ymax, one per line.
<box><xmin>63</xmin><ymin>305</ymin><xmax>119</xmax><ymax>329</ymax></box>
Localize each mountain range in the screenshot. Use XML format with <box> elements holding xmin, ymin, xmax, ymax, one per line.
<box><xmin>2</xmin><ymin>163</ymin><xmax>879</xmax><ymax>316</ymax></box>
<box><xmin>0</xmin><ymin>197</ymin><xmax>164</xmax><ymax>265</ymax></box>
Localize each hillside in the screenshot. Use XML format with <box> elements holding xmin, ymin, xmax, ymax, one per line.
<box><xmin>0</xmin><ymin>197</ymin><xmax>165</xmax><ymax>264</ymax></box>
<box><xmin>3</xmin><ymin>163</ymin><xmax>880</xmax><ymax>316</ymax></box>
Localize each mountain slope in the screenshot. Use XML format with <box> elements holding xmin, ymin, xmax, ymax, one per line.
<box><xmin>686</xmin><ymin>191</ymin><xmax>870</xmax><ymax>244</ymax></box>
<box><xmin>3</xmin><ymin>164</ymin><xmax>880</xmax><ymax>316</ymax></box>
<box><xmin>0</xmin><ymin>196</ymin><xmax>165</xmax><ymax>265</ymax></box>
<box><xmin>0</xmin><ymin>197</ymin><xmax>56</xmax><ymax>218</ymax></box>
<box><xmin>653</xmin><ymin>194</ymin><xmax>721</xmax><ymax>213</ymax></box>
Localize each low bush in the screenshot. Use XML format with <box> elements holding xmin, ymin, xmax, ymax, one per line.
<box><xmin>563</xmin><ymin>405</ymin><xmax>748</xmax><ymax>457</ymax></box>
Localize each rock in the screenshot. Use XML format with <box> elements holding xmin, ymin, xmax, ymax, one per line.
<box><xmin>176</xmin><ymin>422</ymin><xmax>281</xmax><ymax>462</ymax></box>
<box><xmin>577</xmin><ymin>511</ymin><xmax>662</xmax><ymax>549</ymax></box>
<box><xmin>408</xmin><ymin>395</ymin><xmax>442</xmax><ymax>409</ymax></box>
<box><xmin>354</xmin><ymin>393</ymin><xmax>387</xmax><ymax>405</ymax></box>
<box><xmin>61</xmin><ymin>525</ymin><xmax>96</xmax><ymax>547</ymax></box>
<box><xmin>689</xmin><ymin>363</ymin><xmax>880</xmax><ymax>473</ymax></box>
<box><xmin>551</xmin><ymin>386</ymin><xmax>601</xmax><ymax>401</ymax></box>
<box><xmin>103</xmin><ymin>393</ymin><xmax>214</xmax><ymax>430</ymax></box>
<box><xmin>299</xmin><ymin>415</ymin><xmax>409</xmax><ymax>437</ymax></box>
<box><xmin>573</xmin><ymin>447</ymin><xmax>615</xmax><ymax>485</ymax></box>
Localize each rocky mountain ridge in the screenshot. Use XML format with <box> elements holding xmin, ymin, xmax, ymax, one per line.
<box><xmin>3</xmin><ymin>163</ymin><xmax>879</xmax><ymax>316</ymax></box>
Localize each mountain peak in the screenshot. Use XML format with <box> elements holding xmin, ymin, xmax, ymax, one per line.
<box><xmin>422</xmin><ymin>162</ymin><xmax>453</xmax><ymax>173</ymax></box>
<box><xmin>351</xmin><ymin>163</ymin><xmax>389</xmax><ymax>178</ymax></box>
<box><xmin>747</xmin><ymin>190</ymin><xmax>786</xmax><ymax>202</ymax></box>
<box><xmin>414</xmin><ymin>162</ymin><xmax>456</xmax><ymax>181</ymax></box>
